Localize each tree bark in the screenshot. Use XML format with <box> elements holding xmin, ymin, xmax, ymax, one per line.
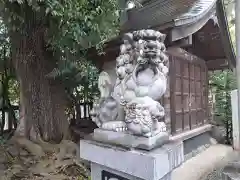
<box><xmin>11</xmin><ymin>26</ymin><xmax>68</xmax><ymax>143</ymax></box>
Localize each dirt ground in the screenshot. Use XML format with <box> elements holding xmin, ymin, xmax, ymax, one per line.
<box><xmin>0</xmin><ymin>138</ymin><xmax>90</xmax><ymax>180</ymax></box>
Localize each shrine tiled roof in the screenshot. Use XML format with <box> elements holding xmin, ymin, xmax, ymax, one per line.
<box><xmin>124</xmin><ymin>0</ymin><xmax>217</xmax><ymax>30</ymax></box>
<box><xmin>124</xmin><ymin>0</ymin><xmax>194</xmax><ymax>30</ymax></box>
<box><xmin>175</xmin><ymin>0</ymin><xmax>217</xmax><ymax>25</ymax></box>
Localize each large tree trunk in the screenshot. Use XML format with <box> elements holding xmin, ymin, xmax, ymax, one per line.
<box><xmin>11</xmin><ymin>26</ymin><xmax>69</xmax><ymax>143</ymax></box>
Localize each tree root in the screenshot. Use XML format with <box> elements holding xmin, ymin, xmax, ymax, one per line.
<box><xmin>54</xmin><ymin>161</ymin><xmax>89</xmax><ymax>178</ymax></box>
<box><xmin>1</xmin><ymin>135</ymin><xmax>89</xmax><ymax>180</ymax></box>
<box><xmin>12</xmin><ymin>137</ymin><xmax>45</xmax><ymax>157</ymax></box>
<box><xmin>10</xmin><ymin>133</ymin><xmax>79</xmax><ymax>157</ymax></box>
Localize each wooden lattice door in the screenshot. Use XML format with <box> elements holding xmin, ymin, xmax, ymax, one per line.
<box><xmin>167</xmin><ymin>48</ymin><xmax>208</xmax><ymax>135</ymax></box>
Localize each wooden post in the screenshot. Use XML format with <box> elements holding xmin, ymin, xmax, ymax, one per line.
<box><xmin>234</xmin><ymin>0</ymin><xmax>240</xmax><ymax>150</ymax></box>
<box><xmin>231</xmin><ymin>90</ymin><xmax>240</xmax><ymax>149</ymax></box>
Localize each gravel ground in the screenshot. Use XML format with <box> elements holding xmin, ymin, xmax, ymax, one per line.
<box><xmin>203</xmin><ymin>168</ymin><xmax>227</xmax><ymax>180</ymax></box>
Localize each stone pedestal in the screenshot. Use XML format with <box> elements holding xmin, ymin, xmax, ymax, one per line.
<box><xmin>92</xmin><ymin>128</ymin><xmax>169</xmax><ymax>150</ymax></box>
<box><xmin>80</xmin><ymin>139</ymin><xmax>184</xmax><ymax>180</ymax></box>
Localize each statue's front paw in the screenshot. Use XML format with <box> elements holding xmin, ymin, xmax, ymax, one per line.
<box><xmin>91</xmin><ymin>117</ymin><xmax>102</xmax><ymax>128</ymax></box>
<box><xmin>158</xmin><ymin>122</ymin><xmax>167</xmax><ymax>132</ymax></box>
<box><xmin>153</xmin><ymin>122</ymin><xmax>167</xmax><ymax>135</ymax></box>
<box><xmin>102</xmin><ymin>121</ymin><xmax>127</xmax><ymax>132</ymax></box>
<box><xmin>143</xmin><ymin>132</ymin><xmax>152</xmax><ymax>137</ymax></box>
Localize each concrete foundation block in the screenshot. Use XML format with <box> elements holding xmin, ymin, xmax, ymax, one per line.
<box><xmin>80</xmin><ymin>140</ymin><xmax>184</xmax><ymax>180</ymax></box>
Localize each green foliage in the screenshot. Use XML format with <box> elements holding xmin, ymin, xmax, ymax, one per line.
<box><xmin>0</xmin><ymin>21</ymin><xmax>18</xmax><ymax>139</ymax></box>
<box><xmin>209</xmin><ymin>70</ymin><xmax>236</xmax><ymax>91</ymax></box>
<box><xmin>209</xmin><ymin>70</ymin><xmax>236</xmax><ymax>120</ymax></box>
<box><xmin>209</xmin><ymin>70</ymin><xmax>236</xmax><ymax>144</ymax></box>
<box><xmin>47</xmin><ymin>0</ymin><xmax>120</xmax><ymax>50</ymax></box>
<box><xmin>8</xmin><ymin>79</ymin><xmax>19</xmax><ymax>105</ymax></box>
<box><xmin>48</xmin><ymin>59</ymin><xmax>99</xmax><ymax>102</ymax></box>
<box><xmin>0</xmin><ymin>20</ymin><xmax>18</xmax><ymax>105</ymax></box>
<box><xmin>1</xmin><ymin>0</ymin><xmax>120</xmax><ymax>54</ymax></box>
<box><xmin>1</xmin><ymin>0</ymin><xmax>120</xmax><ymax>104</ymax></box>
<box><xmin>78</xmin><ymin>175</ymin><xmax>91</xmax><ymax>180</ymax></box>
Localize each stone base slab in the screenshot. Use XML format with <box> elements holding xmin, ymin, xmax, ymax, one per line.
<box><xmin>92</xmin><ymin>128</ymin><xmax>169</xmax><ymax>150</ymax></box>
<box><xmin>91</xmin><ymin>163</ymin><xmax>172</xmax><ymax>180</ymax></box>
<box><xmin>80</xmin><ymin>139</ymin><xmax>184</xmax><ymax>180</ymax></box>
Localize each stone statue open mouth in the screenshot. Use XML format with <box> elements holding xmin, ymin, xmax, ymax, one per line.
<box><xmin>133</xmin><ymin>63</ymin><xmax>159</xmax><ymax>86</ymax></box>
<box><xmin>144</xmin><ymin>50</ymin><xmax>157</xmax><ymax>57</ymax></box>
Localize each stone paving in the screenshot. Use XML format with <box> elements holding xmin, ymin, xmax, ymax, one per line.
<box><xmin>205</xmin><ymin>160</ymin><xmax>240</xmax><ymax>180</ymax></box>
<box><xmin>172</xmin><ymin>145</ymin><xmax>238</xmax><ymax>180</ymax></box>
<box><xmin>200</xmin><ymin>149</ymin><xmax>240</xmax><ymax>180</ymax></box>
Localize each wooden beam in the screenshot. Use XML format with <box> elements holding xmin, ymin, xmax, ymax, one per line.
<box><xmin>205</xmin><ymin>58</ymin><xmax>229</xmax><ymax>70</ymax></box>
<box><xmin>169</xmin><ymin>36</ymin><xmax>193</xmax><ymax>48</ymax></box>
